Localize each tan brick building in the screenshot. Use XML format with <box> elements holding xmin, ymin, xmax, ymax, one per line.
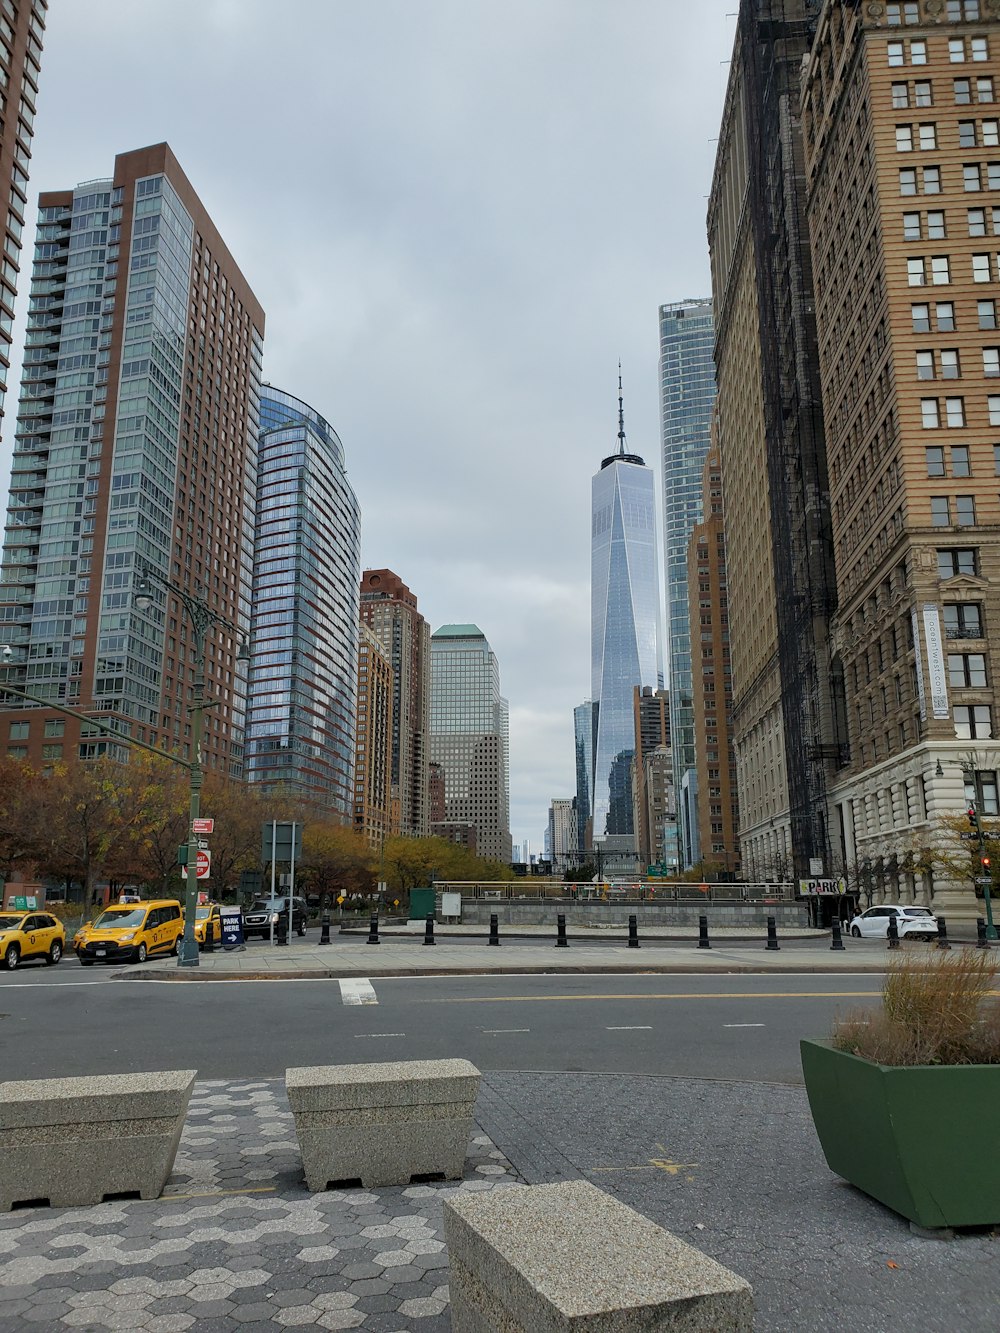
<box><xmin>353</xmin><ymin>625</ymin><xmax>396</xmax><ymax>848</ymax></box>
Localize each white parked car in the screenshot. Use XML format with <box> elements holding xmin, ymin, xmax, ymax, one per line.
<box><xmin>848</xmin><ymin>905</ymin><xmax>938</xmax><ymax>942</ymax></box>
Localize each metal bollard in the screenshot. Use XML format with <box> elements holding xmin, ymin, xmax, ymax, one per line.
<box><xmin>488</xmin><ymin>913</ymin><xmax>500</xmax><ymax>946</ymax></box>
<box><xmin>830</xmin><ymin>919</ymin><xmax>845</xmax><ymax>952</ymax></box>
<box><xmin>366</xmin><ymin>914</ymin><xmax>380</xmax><ymax>945</ymax></box>
<box><xmin>204</xmin><ymin>923</ymin><xmax>215</xmax><ymax>953</ymax></box>
<box><xmin>698</xmin><ymin>914</ymin><xmax>711</xmax><ymax>950</ymax></box>
<box><xmin>556</xmin><ymin>913</ymin><xmax>569</xmax><ymax>948</ymax></box>
<box><xmin>887</xmin><ymin>915</ymin><xmax>900</xmax><ymax>950</ymax></box>
<box><xmin>423</xmin><ymin>913</ymin><xmax>436</xmax><ymax>946</ymax></box>
<box><xmin>318</xmin><ymin>910</ymin><xmax>331</xmax><ymax>946</ymax></box>
<box><xmin>936</xmin><ymin>914</ymin><xmax>951</xmax><ymax>951</ymax></box>
<box><xmin>628</xmin><ymin>914</ymin><xmax>640</xmax><ymax>949</ymax></box>
<box><xmin>977</xmin><ymin>917</ymin><xmax>989</xmax><ymax>949</ymax></box>
<box><xmin>275</xmin><ymin>912</ymin><xmax>288</xmax><ymax>946</ymax></box>
<box><xmin>765</xmin><ymin>915</ymin><xmax>780</xmax><ymax>951</ymax></box>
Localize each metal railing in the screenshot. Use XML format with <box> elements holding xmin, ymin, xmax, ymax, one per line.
<box><xmin>435</xmin><ymin>881</ymin><xmax>796</xmax><ymax>904</ymax></box>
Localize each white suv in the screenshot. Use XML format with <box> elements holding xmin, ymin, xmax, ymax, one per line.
<box><xmin>848</xmin><ymin>906</ymin><xmax>938</xmax><ymax>942</ymax></box>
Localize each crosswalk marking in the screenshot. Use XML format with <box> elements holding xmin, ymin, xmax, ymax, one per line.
<box><xmin>339</xmin><ymin>977</ymin><xmax>378</xmax><ymax>1005</ymax></box>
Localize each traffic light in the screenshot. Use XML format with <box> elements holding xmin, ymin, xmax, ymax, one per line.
<box><xmin>968</xmin><ymin>802</ymin><xmax>982</xmax><ymax>832</ymax></box>
<box><xmin>982</xmin><ymin>855</ymin><xmax>992</xmax><ymax>874</ymax></box>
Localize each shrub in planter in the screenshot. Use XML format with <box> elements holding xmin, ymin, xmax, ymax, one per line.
<box><xmin>801</xmin><ymin>950</ymin><xmax>1000</xmax><ymax>1228</ymax></box>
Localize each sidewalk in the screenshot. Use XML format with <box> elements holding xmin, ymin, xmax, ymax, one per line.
<box><xmin>127</xmin><ymin>931</ymin><xmax>952</xmax><ymax>981</ymax></box>
<box><xmin>0</xmin><ymin>1073</ymin><xmax>994</xmax><ymax>1333</ymax></box>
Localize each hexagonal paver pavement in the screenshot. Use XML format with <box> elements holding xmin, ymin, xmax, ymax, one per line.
<box><xmin>0</xmin><ymin>1079</ymin><xmax>517</xmax><ymax>1329</ymax></box>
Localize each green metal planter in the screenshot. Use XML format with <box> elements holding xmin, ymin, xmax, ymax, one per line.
<box><xmin>800</xmin><ymin>1038</ymin><xmax>1000</xmax><ymax>1228</ymax></box>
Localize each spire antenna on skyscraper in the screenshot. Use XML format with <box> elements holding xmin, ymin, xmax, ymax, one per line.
<box><xmin>618</xmin><ymin>361</ymin><xmax>627</xmax><ymax>455</ymax></box>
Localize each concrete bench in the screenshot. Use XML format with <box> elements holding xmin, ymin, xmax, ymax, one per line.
<box><xmin>286</xmin><ymin>1058</ymin><xmax>480</xmax><ymax>1191</ymax></box>
<box><xmin>443</xmin><ymin>1179</ymin><xmax>753</xmax><ymax>1332</ymax></box>
<box><xmin>0</xmin><ymin>1070</ymin><xmax>196</xmax><ymax>1211</ymax></box>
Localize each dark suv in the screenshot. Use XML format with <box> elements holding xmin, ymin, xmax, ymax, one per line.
<box><xmin>243</xmin><ymin>896</ymin><xmax>309</xmax><ymax>939</ymax></box>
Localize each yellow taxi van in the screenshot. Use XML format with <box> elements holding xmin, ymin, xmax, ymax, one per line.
<box><xmin>74</xmin><ymin>899</ymin><xmax>183</xmax><ymax>965</ymax></box>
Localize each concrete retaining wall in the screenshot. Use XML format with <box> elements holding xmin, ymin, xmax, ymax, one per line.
<box><xmin>458</xmin><ymin>900</ymin><xmax>810</xmax><ymax>928</ymax></box>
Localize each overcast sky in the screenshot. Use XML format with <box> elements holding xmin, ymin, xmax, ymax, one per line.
<box><xmin>1</xmin><ymin>0</ymin><xmax>736</xmax><ymax>850</ymax></box>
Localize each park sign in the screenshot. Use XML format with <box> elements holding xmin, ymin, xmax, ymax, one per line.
<box><xmin>798</xmin><ymin>878</ymin><xmax>847</xmax><ymax>897</ymax></box>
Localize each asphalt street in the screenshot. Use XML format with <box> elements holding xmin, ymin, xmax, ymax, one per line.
<box><xmin>0</xmin><ymin>968</ymin><xmax>881</xmax><ymax>1083</ymax></box>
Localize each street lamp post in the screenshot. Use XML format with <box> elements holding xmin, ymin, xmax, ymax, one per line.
<box><xmin>134</xmin><ymin>564</ymin><xmax>249</xmax><ymax>967</ymax></box>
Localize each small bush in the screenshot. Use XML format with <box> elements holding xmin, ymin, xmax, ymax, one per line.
<box><xmin>833</xmin><ymin>950</ymin><xmax>1000</xmax><ymax>1066</ymax></box>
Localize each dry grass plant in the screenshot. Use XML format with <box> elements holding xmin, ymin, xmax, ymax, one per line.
<box><xmin>833</xmin><ymin>948</ymin><xmax>1000</xmax><ymax>1066</ymax></box>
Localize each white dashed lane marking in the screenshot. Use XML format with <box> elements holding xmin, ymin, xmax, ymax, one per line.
<box><xmin>606</xmin><ymin>1025</ymin><xmax>653</xmax><ymax>1031</ymax></box>
<box><xmin>482</xmin><ymin>1028</ymin><xmax>531</xmax><ymax>1034</ymax></box>
<box><xmin>723</xmin><ymin>1023</ymin><xmax>766</xmax><ymax>1028</ymax></box>
<box><xmin>339</xmin><ymin>977</ymin><xmax>378</xmax><ymax>1006</ymax></box>
<box><xmin>355</xmin><ymin>1032</ymin><xmax>405</xmax><ymax>1038</ymax></box>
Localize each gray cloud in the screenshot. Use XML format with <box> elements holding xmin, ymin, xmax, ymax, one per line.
<box><xmin>1</xmin><ymin>0</ymin><xmax>735</xmax><ymax>847</ymax></box>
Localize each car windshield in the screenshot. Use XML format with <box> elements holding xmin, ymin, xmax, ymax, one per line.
<box><xmin>93</xmin><ymin>908</ymin><xmax>146</xmax><ymax>929</ymax></box>
<box><xmin>249</xmin><ymin>899</ymin><xmax>286</xmax><ymax>912</ymax></box>
<box><xmin>0</xmin><ymin>914</ymin><xmax>27</xmax><ymax>930</ymax></box>
<box><xmin>196</xmin><ymin>906</ymin><xmax>214</xmax><ymax>919</ymax></box>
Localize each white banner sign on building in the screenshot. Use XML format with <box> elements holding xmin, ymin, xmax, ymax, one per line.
<box><xmin>911</xmin><ymin>607</ymin><xmax>927</xmax><ymax>722</ymax></box>
<box><xmin>922</xmin><ymin>604</ymin><xmax>949</xmax><ymax>719</ymax></box>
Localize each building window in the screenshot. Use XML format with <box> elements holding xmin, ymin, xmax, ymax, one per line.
<box><xmin>937</xmin><ymin>300</ymin><xmax>956</xmax><ymax>330</ymax></box>
<box><xmin>973</xmin><ymin>38</ymin><xmax>990</xmax><ymax>62</ymax></box>
<box><xmin>922</xmin><ymin>398</ymin><xmax>940</xmax><ymax>427</ymax></box>
<box><xmin>949</xmin><ymin>652</ymin><xmax>987</xmax><ymax>687</ymax></box>
<box><xmin>888</xmin><ymin>41</ymin><xmax>905</xmax><ymax>67</ymax></box>
<box><xmin>973</xmin><ymin>252</ymin><xmax>992</xmax><ymax>280</ymax></box>
<box><xmin>969</xmin><ymin>206</ymin><xmax>987</xmax><ymax>235</ymax></box>
<box><xmin>8</xmin><ymin>721</ymin><xmax>28</xmax><ymax>740</ymax></box>
<box><xmin>893</xmin><ymin>81</ymin><xmax>910</xmax><ymax>109</ymax></box>
<box><xmin>919</xmin><ymin>123</ymin><xmax>937</xmax><ymax>150</ymax></box>
<box><xmin>941</xmin><ymin>349</ymin><xmax>960</xmax><ymax>378</ymax></box>
<box><xmin>938</xmin><ymin>547</ymin><xmax>977</xmax><ymax>577</ymax></box>
<box><xmin>955</xmin><ymin>705</ymin><xmax>993</xmax><ymax>738</ymax></box>
<box><xmin>943</xmin><ymin>602</ymin><xmax>983</xmax><ymax>637</ymax></box>
<box><xmin>904</xmin><ymin>211</ymin><xmax>921</xmax><ymax>239</ymax></box>
<box><xmin>984</xmin><ymin>348</ymin><xmax>1000</xmax><ymax>377</ymax></box>
<box><xmin>912</xmin><ymin>302</ymin><xmax>930</xmax><ymax>331</ymax></box>
<box><xmin>989</xmin><ymin>394</ymin><xmax>1000</xmax><ymax>424</ymax></box>
<box><xmin>915</xmin><ymin>80</ymin><xmax>933</xmax><ymax>107</ymax></box>
<box><xmin>951</xmin><ymin>38</ymin><xmax>968</xmax><ymax>62</ymax></box>
<box><xmin>923</xmin><ymin>165</ymin><xmax>942</xmax><ymax>192</ymax></box>
<box><xmin>931</xmin><ymin>496</ymin><xmax>952</xmax><ymax>525</ymax></box>
<box><xmin>887</xmin><ymin>1</ymin><xmax>920</xmax><ymax>21</ymax></box>
<box><xmin>908</xmin><ymin>257</ymin><xmax>926</xmax><ymax>285</ymax></box>
<box><xmin>945</xmin><ymin>396</ymin><xmax>965</xmax><ymax>426</ymax></box>
<box><xmin>41</xmin><ymin>744</ymin><xmax>62</xmax><ymax>761</ymax></box>
<box><xmin>926</xmin><ymin>445</ymin><xmax>945</xmax><ymax>475</ymax></box>
<box><xmin>979</xmin><ymin>299</ymin><xmax>997</xmax><ymax>328</ymax></box>
<box><xmin>917</xmin><ymin>350</ymin><xmax>936</xmax><ymax>379</ymax></box>
<box><xmin>960</xmin><ymin>120</ymin><xmax>978</xmax><ymax>148</ymax></box>
<box><xmin>43</xmin><ymin>719</ymin><xmax>64</xmax><ymax>738</ymax></box>
<box><xmin>932</xmin><ymin>255</ymin><xmax>951</xmax><ymax>283</ymax></box>
<box><xmin>965</xmin><ymin>163</ymin><xmax>983</xmax><ymax>190</ymax></box>
<box><xmin>896</xmin><ymin>125</ymin><xmax>914</xmax><ymax>152</ymax></box>
<box><xmin>947</xmin><ymin>1</ymin><xmax>980</xmax><ymax>18</ymax></box>
<box><xmin>912</xmin><ymin>40</ymin><xmax>928</xmax><ymax>65</ymax></box>
<box><xmin>990</xmin><ymin>163</ymin><xmax>1000</xmax><ymax>190</ymax></box>
<box><xmin>952</xmin><ymin>445</ymin><xmax>971</xmax><ymax>476</ymax></box>
<box><xmin>955</xmin><ymin>494</ymin><xmax>976</xmax><ymax>525</ymax></box>
<box><xmin>6</xmin><ymin>746</ymin><xmax>27</xmax><ymax>760</ymax></box>
<box><xmin>965</xmin><ymin>768</ymin><xmax>999</xmax><ymax>816</ymax></box>
<box><xmin>927</xmin><ymin>209</ymin><xmax>946</xmax><ymax>238</ymax></box>
<box><xmin>985</xmin><ymin>120</ymin><xmax>1000</xmax><ymax>147</ymax></box>
<box><xmin>900</xmin><ymin>168</ymin><xmax>917</xmax><ymax>195</ymax></box>
<box><xmin>978</xmin><ymin>77</ymin><xmax>995</xmax><ymax>103</ymax></box>
<box><xmin>956</xmin><ymin>78</ymin><xmax>973</xmax><ymax>104</ymax></box>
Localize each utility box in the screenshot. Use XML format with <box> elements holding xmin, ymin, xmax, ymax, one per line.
<box><xmin>409</xmin><ymin>887</ymin><xmax>436</xmax><ymax>922</ymax></box>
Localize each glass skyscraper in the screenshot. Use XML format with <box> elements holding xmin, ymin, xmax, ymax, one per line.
<box><xmin>659</xmin><ymin>299</ymin><xmax>716</xmax><ymax>866</ymax></box>
<box><xmin>573</xmin><ymin>698</ymin><xmax>593</xmax><ymax>855</ymax></box>
<box><xmin>245</xmin><ymin>386</ymin><xmax>361</xmax><ymax>815</ymax></box>
<box><xmin>429</xmin><ymin>624</ymin><xmax>512</xmax><ymax>862</ymax></box>
<box><xmin>591</xmin><ymin>387</ymin><xmax>660</xmax><ymax>852</ymax></box>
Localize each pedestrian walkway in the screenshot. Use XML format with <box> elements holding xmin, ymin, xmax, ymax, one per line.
<box><xmin>130</xmin><ymin>930</ymin><xmax>945</xmax><ymax>981</ymax></box>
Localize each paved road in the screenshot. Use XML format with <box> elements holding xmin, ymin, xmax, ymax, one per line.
<box><xmin>0</xmin><ymin>969</ymin><xmax>881</xmax><ymax>1083</ymax></box>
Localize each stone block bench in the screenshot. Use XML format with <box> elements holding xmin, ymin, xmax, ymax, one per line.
<box><xmin>286</xmin><ymin>1058</ymin><xmax>480</xmax><ymax>1191</ymax></box>
<box><xmin>443</xmin><ymin>1179</ymin><xmax>753</xmax><ymax>1332</ymax></box>
<box><xmin>0</xmin><ymin>1070</ymin><xmax>196</xmax><ymax>1211</ymax></box>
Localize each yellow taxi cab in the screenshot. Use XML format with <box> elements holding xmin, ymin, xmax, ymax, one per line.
<box><xmin>0</xmin><ymin>910</ymin><xmax>66</xmax><ymax>970</ymax></box>
<box><xmin>194</xmin><ymin>902</ymin><xmax>222</xmax><ymax>949</ymax></box>
<box><xmin>74</xmin><ymin>899</ymin><xmax>183</xmax><ymax>965</ymax></box>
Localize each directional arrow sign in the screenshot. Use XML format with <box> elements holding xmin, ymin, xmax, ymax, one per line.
<box><xmin>960</xmin><ymin>832</ymin><xmax>981</xmax><ymax>841</ymax></box>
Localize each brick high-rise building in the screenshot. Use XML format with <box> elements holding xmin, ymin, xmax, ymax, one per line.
<box><xmin>0</xmin><ymin>144</ymin><xmax>264</xmax><ymax>774</ymax></box>
<box><xmin>801</xmin><ymin>1</ymin><xmax>1000</xmax><ymax>919</ymax></box>
<box><xmin>353</xmin><ymin>625</ymin><xmax>395</xmax><ymax>848</ymax></box>
<box><xmin>0</xmin><ymin>0</ymin><xmax>47</xmax><ymax>431</ymax></box>
<box><xmin>631</xmin><ymin>685</ymin><xmax>672</xmax><ymax>869</ymax></box>
<box><xmin>359</xmin><ymin>569</ymin><xmax>430</xmax><ymax>837</ymax></box>
<box><xmin>687</xmin><ymin>436</ymin><xmax>739</xmax><ymax>878</ymax></box>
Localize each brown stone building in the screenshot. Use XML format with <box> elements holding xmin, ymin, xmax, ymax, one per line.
<box><xmin>359</xmin><ymin>569</ymin><xmax>430</xmax><ymax>837</ymax></box>
<box><xmin>686</xmin><ymin>437</ymin><xmax>740</xmax><ymax>878</ymax></box>
<box><xmin>353</xmin><ymin>625</ymin><xmax>396</xmax><ymax>847</ymax></box>
<box><xmin>0</xmin><ymin>144</ymin><xmax>264</xmax><ymax>776</ymax></box>
<box><xmin>631</xmin><ymin>686</ymin><xmax>673</xmax><ymax>869</ymax></box>
<box><xmin>802</xmin><ymin>0</ymin><xmax>1000</xmax><ymax>917</ymax></box>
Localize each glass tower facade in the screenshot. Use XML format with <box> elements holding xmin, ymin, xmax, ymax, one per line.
<box><xmin>573</xmin><ymin>698</ymin><xmax>593</xmax><ymax>854</ymax></box>
<box><xmin>591</xmin><ymin>438</ymin><xmax>660</xmax><ymax>849</ymax></box>
<box><xmin>659</xmin><ymin>298</ymin><xmax>716</xmax><ymax>866</ymax></box>
<box><xmin>246</xmin><ymin>386</ymin><xmax>361</xmax><ymax>815</ymax></box>
<box><xmin>429</xmin><ymin>624</ymin><xmax>512</xmax><ymax>862</ymax></box>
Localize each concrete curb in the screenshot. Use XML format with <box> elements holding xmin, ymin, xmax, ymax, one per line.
<box><xmin>116</xmin><ymin>961</ymin><xmax>895</xmax><ymax>982</ymax></box>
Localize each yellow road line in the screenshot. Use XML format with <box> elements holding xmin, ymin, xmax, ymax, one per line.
<box><xmin>426</xmin><ymin>990</ymin><xmax>883</xmax><ymax>1003</ymax></box>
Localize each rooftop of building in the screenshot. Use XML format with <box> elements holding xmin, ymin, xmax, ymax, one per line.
<box><xmin>432</xmin><ymin>624</ymin><xmax>485</xmax><ymax>640</ymax></box>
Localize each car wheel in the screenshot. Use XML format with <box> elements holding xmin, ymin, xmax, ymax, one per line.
<box><xmin>4</xmin><ymin>942</ymin><xmax>19</xmax><ymax>970</ymax></box>
<box><xmin>851</xmin><ymin>925</ymin><xmax>861</xmax><ymax>938</ymax></box>
<box><xmin>297</xmin><ymin>923</ymin><xmax>306</xmax><ymax>936</ymax></box>
<box><xmin>135</xmin><ymin>942</ymin><xmax>148</xmax><ymax>964</ymax></box>
<box><xmin>170</xmin><ymin>937</ymin><xmax>178</xmax><ymax>956</ymax></box>
<box><xmin>46</xmin><ymin>941</ymin><xmax>63</xmax><ymax>966</ymax></box>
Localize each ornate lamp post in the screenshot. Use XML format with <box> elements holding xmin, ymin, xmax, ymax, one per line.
<box><xmin>134</xmin><ymin>563</ymin><xmax>249</xmax><ymax>967</ymax></box>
